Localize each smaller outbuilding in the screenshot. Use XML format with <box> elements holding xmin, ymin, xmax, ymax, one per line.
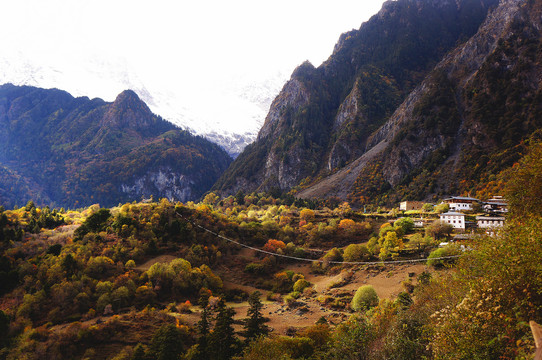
<box><xmin>477</xmin><ymin>215</ymin><xmax>506</xmax><ymax>236</ymax></box>
<box><xmin>413</xmin><ymin>218</ymin><xmax>429</xmax><ymax>228</ymax></box>
<box><xmin>399</xmin><ymin>201</ymin><xmax>424</xmax><ymax>211</ymax></box>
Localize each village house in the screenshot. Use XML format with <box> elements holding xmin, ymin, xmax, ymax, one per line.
<box><xmin>476</xmin><ymin>215</ymin><xmax>505</xmax><ymax>229</ymax></box>
<box><xmin>399</xmin><ymin>201</ymin><xmax>424</xmax><ymax>211</ymax></box>
<box><xmin>443</xmin><ymin>196</ymin><xmax>479</xmax><ymax>211</ymax></box>
<box><xmin>440</xmin><ymin>211</ymin><xmax>466</xmax><ymax>230</ymax></box>
<box><xmin>483</xmin><ymin>196</ymin><xmax>508</xmax><ymax>213</ymax></box>
<box><xmin>477</xmin><ymin>215</ymin><xmax>505</xmax><ymax>236</ymax></box>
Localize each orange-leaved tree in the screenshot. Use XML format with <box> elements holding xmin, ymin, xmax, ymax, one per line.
<box><xmin>262</xmin><ymin>239</ymin><xmax>286</xmax><ymax>253</ymax></box>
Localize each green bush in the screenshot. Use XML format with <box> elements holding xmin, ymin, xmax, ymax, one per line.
<box><xmin>289</xmin><ymin>291</ymin><xmax>301</xmax><ymax>299</ymax></box>
<box><xmin>323</xmin><ymin>248</ymin><xmax>343</xmax><ymax>262</ymax></box>
<box><xmin>284</xmin><ymin>294</ymin><xmax>297</xmax><ymax>307</ymax></box>
<box><xmin>244</xmin><ymin>262</ymin><xmax>266</xmax><ymax>275</ymax></box>
<box><xmin>351</xmin><ymin>285</ymin><xmax>379</xmax><ymax>311</ymax></box>
<box><xmin>422</xmin><ymin>203</ymin><xmax>434</xmax><ymax>212</ymax></box>
<box><xmin>343</xmin><ymin>243</ymin><xmax>369</xmax><ymax>262</ymax></box>
<box><xmin>427</xmin><ymin>245</ymin><xmax>461</xmax><ymax>268</ymax></box>
<box><xmin>394</xmin><ymin>217</ymin><xmax>414</xmax><ymax>234</ymax></box>
<box><xmin>434</xmin><ymin>203</ymin><xmax>450</xmax><ymax>214</ymax></box>
<box><xmin>293</xmin><ymin>279</ymin><xmax>311</xmax><ymax>293</ymax></box>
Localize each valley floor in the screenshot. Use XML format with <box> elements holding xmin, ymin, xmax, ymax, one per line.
<box><xmin>140</xmin><ymin>252</ymin><xmax>430</xmax><ymax>335</ymax></box>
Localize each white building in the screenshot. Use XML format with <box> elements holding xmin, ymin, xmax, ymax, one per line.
<box><xmin>413</xmin><ymin>218</ymin><xmax>431</xmax><ymax>228</ymax></box>
<box><xmin>440</xmin><ymin>211</ymin><xmax>466</xmax><ymax>230</ymax></box>
<box><xmin>476</xmin><ymin>216</ymin><xmax>505</xmax><ymax>229</ymax></box>
<box><xmin>443</xmin><ymin>196</ymin><xmax>479</xmax><ymax>211</ymax></box>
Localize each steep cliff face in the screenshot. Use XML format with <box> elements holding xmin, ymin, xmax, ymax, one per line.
<box><xmin>300</xmin><ymin>0</ymin><xmax>542</xmax><ymax>205</ymax></box>
<box><xmin>0</xmin><ymin>85</ymin><xmax>232</xmax><ymax>208</ymax></box>
<box><xmin>257</xmin><ymin>70</ymin><xmax>312</xmax><ymax>141</ymax></box>
<box><xmin>328</xmin><ymin>69</ymin><xmax>401</xmax><ymax>171</ymax></box>
<box><xmin>214</xmin><ymin>0</ymin><xmax>499</xmax><ymax>196</ymax></box>
<box><xmin>372</xmin><ymin>0</ymin><xmax>532</xmax><ymax>195</ymax></box>
<box><xmin>120</xmin><ymin>167</ymin><xmax>195</xmax><ymax>201</ymax></box>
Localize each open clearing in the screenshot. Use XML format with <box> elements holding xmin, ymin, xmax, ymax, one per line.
<box><xmin>126</xmin><ymin>252</ymin><xmax>433</xmax><ymax>335</ymax></box>
<box><xmin>189</xmin><ymin>260</ymin><xmax>430</xmax><ymax>335</ymax></box>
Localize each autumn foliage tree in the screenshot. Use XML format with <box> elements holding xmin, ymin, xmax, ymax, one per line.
<box><xmin>428</xmin><ymin>138</ymin><xmax>542</xmax><ymax>358</ymax></box>
<box><xmin>262</xmin><ymin>239</ymin><xmax>286</xmax><ymax>253</ymax></box>
<box><xmin>299</xmin><ymin>208</ymin><xmax>315</xmax><ymax>222</ymax></box>
<box><xmin>378</xmin><ymin>231</ymin><xmax>404</xmax><ymax>260</ymax></box>
<box><xmin>425</xmin><ymin>220</ymin><xmax>453</xmax><ymax>240</ymax></box>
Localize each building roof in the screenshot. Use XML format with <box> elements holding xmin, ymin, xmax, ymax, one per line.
<box><xmin>488</xmin><ymin>196</ymin><xmax>506</xmax><ymax>201</ymax></box>
<box><xmin>476</xmin><ymin>216</ymin><xmax>505</xmax><ymax>220</ymax></box>
<box><xmin>444</xmin><ymin>196</ymin><xmax>479</xmax><ymax>202</ymax></box>
<box><xmin>440</xmin><ymin>211</ymin><xmax>465</xmax><ymax>216</ymax></box>
<box><xmin>483</xmin><ymin>201</ymin><xmax>507</xmax><ymax>206</ymax></box>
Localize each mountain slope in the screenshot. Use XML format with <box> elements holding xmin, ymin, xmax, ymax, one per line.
<box><xmin>213</xmin><ymin>0</ymin><xmax>500</xmax><ymax>195</ymax></box>
<box><xmin>299</xmin><ymin>0</ymin><xmax>542</xmax><ymax>205</ymax></box>
<box><xmin>0</xmin><ymin>84</ymin><xmax>232</xmax><ymax>208</ymax></box>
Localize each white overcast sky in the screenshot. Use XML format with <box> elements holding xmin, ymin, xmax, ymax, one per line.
<box><xmin>0</xmin><ymin>0</ymin><xmax>387</xmax><ymax>137</ymax></box>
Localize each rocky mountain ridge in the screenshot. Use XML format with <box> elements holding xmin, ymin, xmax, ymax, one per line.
<box><xmin>300</xmin><ymin>0</ymin><xmax>542</xmax><ymax>205</ymax></box>
<box><xmin>0</xmin><ymin>84</ymin><xmax>232</xmax><ymax>208</ymax></box>
<box><xmin>214</xmin><ymin>0</ymin><xmax>501</xmax><ymax>200</ymax></box>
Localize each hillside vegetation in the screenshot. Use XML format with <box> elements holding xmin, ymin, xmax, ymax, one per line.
<box><xmin>0</xmin><ymin>139</ymin><xmax>541</xmax><ymax>359</ymax></box>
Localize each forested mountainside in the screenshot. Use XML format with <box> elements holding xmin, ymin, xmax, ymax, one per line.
<box><xmin>214</xmin><ymin>0</ymin><xmax>542</xmax><ymax>208</ymax></box>
<box><xmin>0</xmin><ymin>85</ymin><xmax>232</xmax><ymax>209</ymax></box>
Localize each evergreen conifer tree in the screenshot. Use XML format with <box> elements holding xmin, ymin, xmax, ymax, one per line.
<box><xmin>191</xmin><ymin>298</ymin><xmax>211</xmax><ymax>360</ymax></box>
<box><xmin>243</xmin><ymin>291</ymin><xmax>269</xmax><ymax>343</ymax></box>
<box><xmin>146</xmin><ymin>324</ymin><xmax>184</xmax><ymax>360</ymax></box>
<box><xmin>207</xmin><ymin>299</ymin><xmax>239</xmax><ymax>360</ymax></box>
